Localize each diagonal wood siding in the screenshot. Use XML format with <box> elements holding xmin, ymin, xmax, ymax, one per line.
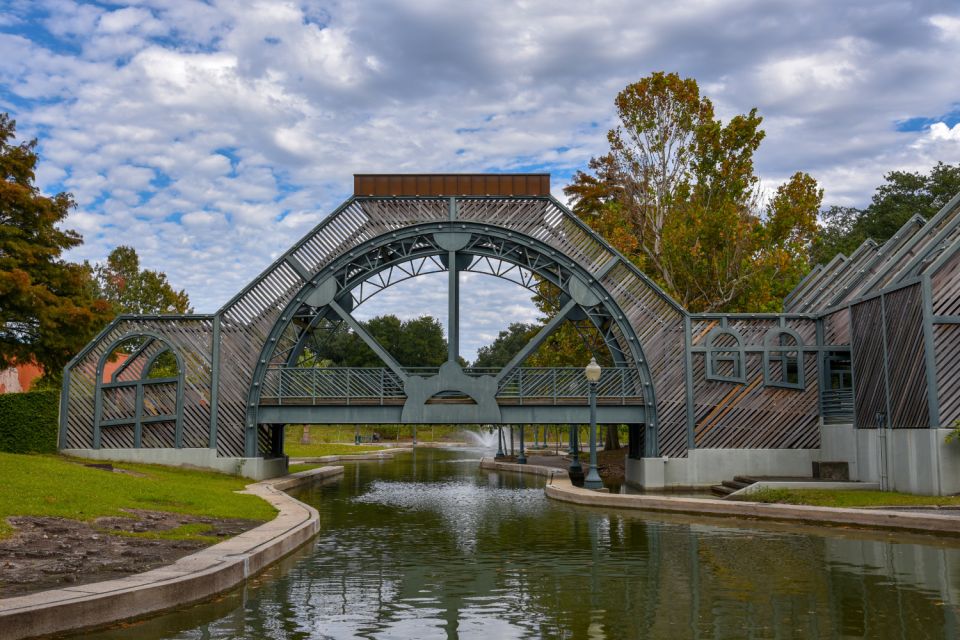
<box><xmin>883</xmin><ymin>284</ymin><xmax>929</xmax><ymax>428</ymax></box>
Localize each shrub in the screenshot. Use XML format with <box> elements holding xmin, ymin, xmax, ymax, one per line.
<box><xmin>0</xmin><ymin>390</ymin><xmax>59</xmax><ymax>453</ymax></box>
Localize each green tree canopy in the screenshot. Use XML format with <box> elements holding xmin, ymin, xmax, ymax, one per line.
<box><xmin>565</xmin><ymin>72</ymin><xmax>822</xmax><ymax>312</ymax></box>
<box><xmin>811</xmin><ymin>162</ymin><xmax>960</xmax><ymax>264</ymax></box>
<box><xmin>0</xmin><ymin>114</ymin><xmax>113</xmax><ymax>375</ymax></box>
<box><xmin>310</xmin><ymin>314</ymin><xmax>449</xmax><ymax>368</ymax></box>
<box><xmin>472</xmin><ymin>322</ymin><xmax>538</xmax><ymax>368</ymax></box>
<box><xmin>90</xmin><ymin>245</ymin><xmax>191</xmax><ymax>315</ymax></box>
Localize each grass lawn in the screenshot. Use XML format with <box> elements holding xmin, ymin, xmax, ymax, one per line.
<box><xmin>739</xmin><ymin>487</ymin><xmax>960</xmax><ymax>508</ymax></box>
<box><xmin>0</xmin><ymin>452</ymin><xmax>277</xmax><ymax>540</ymax></box>
<box><xmin>284</xmin><ymin>441</ymin><xmax>389</xmax><ymax>459</ymax></box>
<box><xmin>289</xmin><ymin>463</ymin><xmax>323</xmax><ymax>473</ymax></box>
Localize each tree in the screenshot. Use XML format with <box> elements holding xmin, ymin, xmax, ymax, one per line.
<box><xmin>309</xmin><ymin>314</ymin><xmax>449</xmax><ymax>368</ymax></box>
<box><xmin>566</xmin><ymin>72</ymin><xmax>822</xmax><ymax>312</ymax></box>
<box><xmin>811</xmin><ymin>162</ymin><xmax>960</xmax><ymax>264</ymax></box>
<box><xmin>0</xmin><ymin>114</ymin><xmax>113</xmax><ymax>376</ymax></box>
<box><xmin>472</xmin><ymin>322</ymin><xmax>538</xmax><ymax>368</ymax></box>
<box><xmin>91</xmin><ymin>246</ymin><xmax>190</xmax><ymax>315</ymax></box>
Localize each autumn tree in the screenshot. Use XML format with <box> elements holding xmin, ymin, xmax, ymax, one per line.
<box><xmin>91</xmin><ymin>245</ymin><xmax>191</xmax><ymax>315</ymax></box>
<box><xmin>0</xmin><ymin>114</ymin><xmax>113</xmax><ymax>376</ymax></box>
<box><xmin>566</xmin><ymin>72</ymin><xmax>822</xmax><ymax>312</ymax></box>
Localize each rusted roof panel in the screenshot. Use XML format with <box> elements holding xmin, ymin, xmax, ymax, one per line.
<box><xmin>353</xmin><ymin>173</ymin><xmax>551</xmax><ymax>197</ymax></box>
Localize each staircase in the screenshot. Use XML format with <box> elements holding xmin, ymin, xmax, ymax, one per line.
<box><xmin>710</xmin><ymin>475</ymin><xmax>758</xmax><ymax>497</ymax></box>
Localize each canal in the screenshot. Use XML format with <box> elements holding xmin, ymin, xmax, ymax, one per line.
<box><xmin>78</xmin><ymin>448</ymin><xmax>960</xmax><ymax>639</ymax></box>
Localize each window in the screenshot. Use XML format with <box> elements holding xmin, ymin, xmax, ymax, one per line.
<box><xmin>705</xmin><ymin>328</ymin><xmax>745</xmax><ymax>383</ymax></box>
<box><xmin>763</xmin><ymin>329</ymin><xmax>804</xmax><ymax>389</ymax></box>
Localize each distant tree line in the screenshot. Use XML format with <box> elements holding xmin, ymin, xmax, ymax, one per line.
<box><xmin>811</xmin><ymin>162</ymin><xmax>960</xmax><ymax>265</ymax></box>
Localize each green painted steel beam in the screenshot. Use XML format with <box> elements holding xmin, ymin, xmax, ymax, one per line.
<box><xmin>495</xmin><ymin>298</ymin><xmax>578</xmax><ymax>382</ymax></box>
<box><xmin>328</xmin><ymin>299</ymin><xmax>408</xmax><ymax>380</ymax></box>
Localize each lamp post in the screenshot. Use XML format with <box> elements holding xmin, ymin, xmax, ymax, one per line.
<box><xmin>583</xmin><ymin>357</ymin><xmax>604</xmax><ymax>490</ymax></box>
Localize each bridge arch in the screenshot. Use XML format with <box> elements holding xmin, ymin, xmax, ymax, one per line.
<box><xmin>244</xmin><ymin>221</ymin><xmax>659</xmax><ymax>455</ymax></box>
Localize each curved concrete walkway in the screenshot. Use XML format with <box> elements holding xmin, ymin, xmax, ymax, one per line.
<box><xmin>480</xmin><ymin>458</ymin><xmax>960</xmax><ymax>537</ymax></box>
<box><xmin>0</xmin><ymin>465</ymin><xmax>343</xmax><ymax>640</ymax></box>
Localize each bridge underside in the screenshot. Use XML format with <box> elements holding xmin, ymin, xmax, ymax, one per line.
<box><xmin>257</xmin><ymin>404</ymin><xmax>643</xmax><ymax>425</ymax></box>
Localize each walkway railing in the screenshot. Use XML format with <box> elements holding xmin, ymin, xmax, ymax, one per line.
<box><xmin>261</xmin><ymin>368</ymin><xmax>406</xmax><ymax>405</ymax></box>
<box><xmin>821</xmin><ymin>388</ymin><xmax>854</xmax><ymax>423</ymax></box>
<box><xmin>260</xmin><ymin>366</ymin><xmax>645</xmax><ymax>406</ymax></box>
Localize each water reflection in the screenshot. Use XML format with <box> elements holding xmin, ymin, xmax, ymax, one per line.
<box><xmin>77</xmin><ymin>448</ymin><xmax>960</xmax><ymax>639</ymax></box>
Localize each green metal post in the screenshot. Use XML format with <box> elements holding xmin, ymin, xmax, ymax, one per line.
<box><xmin>448</xmin><ymin>248</ymin><xmax>459</xmax><ymax>363</ymax></box>
<box><xmin>584</xmin><ymin>381</ymin><xmax>603</xmax><ymax>489</ymax></box>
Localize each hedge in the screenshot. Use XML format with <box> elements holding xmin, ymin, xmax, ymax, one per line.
<box><xmin>0</xmin><ymin>390</ymin><xmax>60</xmax><ymax>454</ymax></box>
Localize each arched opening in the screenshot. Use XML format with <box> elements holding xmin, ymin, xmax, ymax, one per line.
<box><xmin>763</xmin><ymin>329</ymin><xmax>805</xmax><ymax>390</ymax></box>
<box><xmin>249</xmin><ymin>222</ymin><xmax>656</xmax><ymax>456</ymax></box>
<box><xmin>94</xmin><ymin>333</ymin><xmax>184</xmax><ymax>449</ymax></box>
<box><xmin>705</xmin><ymin>328</ymin><xmax>745</xmax><ymax>384</ymax></box>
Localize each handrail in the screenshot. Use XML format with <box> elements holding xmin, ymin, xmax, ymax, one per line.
<box><xmin>260</xmin><ymin>366</ymin><xmax>644</xmax><ymax>406</ymax></box>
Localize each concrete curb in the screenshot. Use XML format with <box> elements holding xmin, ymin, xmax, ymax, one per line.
<box><xmin>729</xmin><ymin>480</ymin><xmax>881</xmax><ymax>498</ymax></box>
<box><xmin>479</xmin><ymin>458</ymin><xmax>960</xmax><ymax>537</ymax></box>
<box><xmin>0</xmin><ymin>465</ymin><xmax>344</xmax><ymax>640</ymax></box>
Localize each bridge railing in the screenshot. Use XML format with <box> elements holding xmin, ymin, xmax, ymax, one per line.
<box><xmin>495</xmin><ymin>367</ymin><xmax>644</xmax><ymax>405</ymax></box>
<box><xmin>260</xmin><ymin>366</ymin><xmax>644</xmax><ymax>406</ymax></box>
<box><xmin>261</xmin><ymin>367</ymin><xmax>406</xmax><ymax>405</ymax></box>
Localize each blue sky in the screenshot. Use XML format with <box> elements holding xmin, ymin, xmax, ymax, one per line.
<box><xmin>2</xmin><ymin>0</ymin><xmax>960</xmax><ymax>360</ymax></box>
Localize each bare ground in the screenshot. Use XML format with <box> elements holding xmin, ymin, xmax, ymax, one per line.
<box><xmin>0</xmin><ymin>510</ymin><xmax>261</xmax><ymax>598</ymax></box>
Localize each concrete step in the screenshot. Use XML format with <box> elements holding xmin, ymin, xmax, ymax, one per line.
<box><xmin>722</xmin><ymin>479</ymin><xmax>750</xmax><ymax>490</ymax></box>
<box><xmin>710</xmin><ymin>484</ymin><xmax>735</xmax><ymax>497</ymax></box>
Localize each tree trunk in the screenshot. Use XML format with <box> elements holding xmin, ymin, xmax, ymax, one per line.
<box><xmin>605</xmin><ymin>424</ymin><xmax>621</xmax><ymax>451</ymax></box>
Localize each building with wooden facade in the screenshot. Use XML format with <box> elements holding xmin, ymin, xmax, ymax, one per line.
<box><xmin>58</xmin><ymin>175</ymin><xmax>960</xmax><ymax>494</ymax></box>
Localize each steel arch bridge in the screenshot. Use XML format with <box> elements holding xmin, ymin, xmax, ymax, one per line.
<box><xmin>58</xmin><ymin>173</ymin><xmax>960</xmax><ymax>492</ymax></box>
<box><xmin>60</xmin><ymin>174</ymin><xmax>692</xmax><ymax>469</ymax></box>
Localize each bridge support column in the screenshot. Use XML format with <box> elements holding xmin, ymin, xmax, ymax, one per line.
<box><xmin>270</xmin><ymin>424</ymin><xmax>284</xmax><ymax>458</ymax></box>
<box><xmin>628</xmin><ymin>424</ymin><xmax>642</xmax><ymax>460</ymax></box>
<box><xmin>518</xmin><ymin>425</ymin><xmax>526</xmax><ymax>464</ymax></box>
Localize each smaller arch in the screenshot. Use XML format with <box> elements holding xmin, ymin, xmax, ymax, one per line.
<box><xmin>94</xmin><ymin>332</ymin><xmax>185</xmax><ymax>450</ymax></box>
<box><xmin>762</xmin><ymin>328</ymin><xmax>805</xmax><ymax>390</ymax></box>
<box><xmin>705</xmin><ymin>327</ymin><xmax>746</xmax><ymax>384</ymax></box>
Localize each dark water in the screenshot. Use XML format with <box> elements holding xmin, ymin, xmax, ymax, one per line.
<box><xmin>78</xmin><ymin>448</ymin><xmax>960</xmax><ymax>639</ymax></box>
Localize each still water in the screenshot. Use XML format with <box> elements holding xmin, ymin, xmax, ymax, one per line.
<box><xmin>79</xmin><ymin>448</ymin><xmax>959</xmax><ymax>639</ymax></box>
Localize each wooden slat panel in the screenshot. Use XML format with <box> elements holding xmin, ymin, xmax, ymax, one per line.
<box><xmin>884</xmin><ymin>284</ymin><xmax>929</xmax><ymax>428</ymax></box>
<box><xmin>851</xmin><ymin>298</ymin><xmax>885</xmax><ymax>429</ymax></box>
<box><xmin>932</xmin><ymin>250</ymin><xmax>960</xmax><ymax>316</ymax></box>
<box><xmin>935</xmin><ymin>324</ymin><xmax>960</xmax><ymax>426</ymax></box>
<box><xmin>823</xmin><ymin>309</ymin><xmax>850</xmax><ymax>346</ymax></box>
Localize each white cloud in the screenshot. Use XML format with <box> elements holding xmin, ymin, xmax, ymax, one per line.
<box><xmin>4</xmin><ymin>0</ymin><xmax>960</xmax><ymax>358</ymax></box>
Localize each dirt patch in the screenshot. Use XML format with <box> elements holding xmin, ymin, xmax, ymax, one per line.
<box><xmin>0</xmin><ymin>510</ymin><xmax>262</xmax><ymax>598</ymax></box>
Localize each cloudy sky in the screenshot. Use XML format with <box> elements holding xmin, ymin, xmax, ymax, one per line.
<box><xmin>3</xmin><ymin>0</ymin><xmax>960</xmax><ymax>360</ymax></box>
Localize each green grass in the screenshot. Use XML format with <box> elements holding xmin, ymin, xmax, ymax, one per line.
<box><xmin>289</xmin><ymin>463</ymin><xmax>323</xmax><ymax>473</ymax></box>
<box><xmin>284</xmin><ymin>442</ymin><xmax>389</xmax><ymax>458</ymax></box>
<box><xmin>105</xmin><ymin>522</ymin><xmax>221</xmax><ymax>544</ymax></box>
<box><xmin>0</xmin><ymin>452</ymin><xmax>277</xmax><ymax>540</ymax></box>
<box><xmin>738</xmin><ymin>487</ymin><xmax>960</xmax><ymax>508</ymax></box>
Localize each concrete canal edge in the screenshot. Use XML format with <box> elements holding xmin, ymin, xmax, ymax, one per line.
<box><xmin>0</xmin><ymin>465</ymin><xmax>344</xmax><ymax>640</ymax></box>
<box><xmin>479</xmin><ymin>458</ymin><xmax>960</xmax><ymax>537</ymax></box>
